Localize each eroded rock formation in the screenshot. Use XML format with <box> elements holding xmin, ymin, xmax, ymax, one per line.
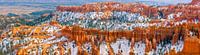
<box><xmin>190</xmin><ymin>0</ymin><xmax>200</xmax><ymax>5</ymax></box>
<box><xmin>0</xmin><ymin>0</ymin><xmax>200</xmax><ymax>55</ymax></box>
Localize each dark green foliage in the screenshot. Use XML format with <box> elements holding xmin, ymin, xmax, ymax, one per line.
<box><xmin>7</xmin><ymin>13</ymin><xmax>18</xmax><ymax>17</ymax></box>
<box><xmin>30</xmin><ymin>10</ymin><xmax>54</xmax><ymax>16</ymax></box>
<box><xmin>19</xmin><ymin>14</ymin><xmax>53</xmax><ymax>26</ymax></box>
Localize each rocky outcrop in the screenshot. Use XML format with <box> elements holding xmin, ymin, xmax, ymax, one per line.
<box><xmin>57</xmin><ymin>2</ymin><xmax>200</xmax><ymax>21</ymax></box>
<box><xmin>190</xmin><ymin>0</ymin><xmax>200</xmax><ymax>5</ymax></box>
<box><xmin>55</xmin><ymin>2</ymin><xmax>200</xmax><ymax>54</ymax></box>
<box><xmin>0</xmin><ymin>1</ymin><xmax>200</xmax><ymax>55</ymax></box>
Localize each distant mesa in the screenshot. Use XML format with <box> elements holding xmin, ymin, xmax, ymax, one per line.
<box><xmin>56</xmin><ymin>2</ymin><xmax>148</xmax><ymax>12</ymax></box>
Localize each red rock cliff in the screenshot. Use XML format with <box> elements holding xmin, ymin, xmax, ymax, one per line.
<box><xmin>190</xmin><ymin>0</ymin><xmax>200</xmax><ymax>5</ymax></box>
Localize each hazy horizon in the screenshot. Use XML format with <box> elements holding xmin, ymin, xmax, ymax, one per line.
<box><xmin>0</xmin><ymin>0</ymin><xmax>193</xmax><ymax>15</ymax></box>
<box><xmin>0</xmin><ymin>0</ymin><xmax>192</xmax><ymax>4</ymax></box>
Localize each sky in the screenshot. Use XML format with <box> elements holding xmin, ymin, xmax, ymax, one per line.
<box><xmin>0</xmin><ymin>0</ymin><xmax>192</xmax><ymax>4</ymax></box>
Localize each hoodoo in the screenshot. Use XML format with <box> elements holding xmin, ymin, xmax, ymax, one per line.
<box><xmin>1</xmin><ymin>1</ymin><xmax>200</xmax><ymax>55</ymax></box>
